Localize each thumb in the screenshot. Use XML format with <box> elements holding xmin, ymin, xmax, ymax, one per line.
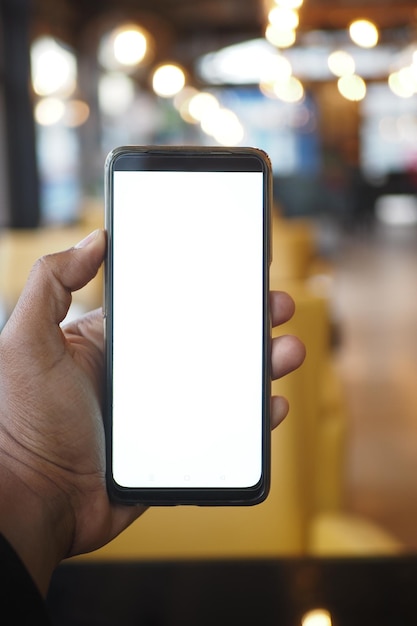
<box><xmin>2</xmin><ymin>229</ymin><xmax>106</xmax><ymax>349</ymax></box>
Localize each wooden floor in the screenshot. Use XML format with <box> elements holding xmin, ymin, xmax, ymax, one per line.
<box><xmin>331</xmin><ymin>223</ymin><xmax>417</xmax><ymax>551</ymax></box>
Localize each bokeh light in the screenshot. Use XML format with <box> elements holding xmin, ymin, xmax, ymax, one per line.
<box><xmin>349</xmin><ymin>19</ymin><xmax>379</xmax><ymax>48</ymax></box>
<box><xmin>152</xmin><ymin>64</ymin><xmax>186</xmax><ymax>98</ymax></box>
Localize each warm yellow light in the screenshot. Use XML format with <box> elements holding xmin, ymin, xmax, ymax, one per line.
<box><xmin>64</xmin><ymin>100</ymin><xmax>90</xmax><ymax>127</ymax></box>
<box><xmin>187</xmin><ymin>92</ymin><xmax>219</xmax><ymax>122</ymax></box>
<box><xmin>273</xmin><ymin>75</ymin><xmax>304</xmax><ymax>102</ymax></box>
<box><xmin>99</xmin><ymin>24</ymin><xmax>152</xmax><ymax>72</ymax></box>
<box><xmin>259</xmin><ymin>80</ymin><xmax>277</xmax><ymax>99</ymax></box>
<box><xmin>31</xmin><ymin>37</ymin><xmax>76</xmax><ymax>97</ymax></box>
<box><xmin>268</xmin><ymin>7</ymin><xmax>299</xmax><ymax>30</ymax></box>
<box><xmin>265</xmin><ymin>24</ymin><xmax>296</xmax><ymax>48</ymax></box>
<box><xmin>328</xmin><ymin>50</ymin><xmax>355</xmax><ymax>77</ymax></box>
<box><xmin>113</xmin><ymin>28</ymin><xmax>147</xmax><ymax>66</ymax></box>
<box><xmin>173</xmin><ymin>86</ymin><xmax>200</xmax><ymax>123</ymax></box>
<box><xmin>173</xmin><ymin>86</ymin><xmax>198</xmax><ymax>110</ymax></box>
<box><xmin>34</xmin><ymin>97</ymin><xmax>65</xmax><ymax>126</ymax></box>
<box><xmin>349</xmin><ymin>19</ymin><xmax>379</xmax><ymax>48</ymax></box>
<box><xmin>274</xmin><ymin>0</ymin><xmax>303</xmax><ymax>8</ymax></box>
<box><xmin>337</xmin><ymin>73</ymin><xmax>367</xmax><ymax>101</ymax></box>
<box><xmin>260</xmin><ymin>53</ymin><xmax>292</xmax><ymax>83</ymax></box>
<box><xmin>200</xmin><ymin>108</ymin><xmax>244</xmax><ymax>146</ymax></box>
<box><xmin>152</xmin><ymin>64</ymin><xmax>186</xmax><ymax>98</ymax></box>
<box><xmin>302</xmin><ymin>608</ymin><xmax>332</xmax><ymax>626</ymax></box>
<box><xmin>399</xmin><ymin>66</ymin><xmax>417</xmax><ymax>93</ymax></box>
<box><xmin>388</xmin><ymin>70</ymin><xmax>415</xmax><ymax>98</ymax></box>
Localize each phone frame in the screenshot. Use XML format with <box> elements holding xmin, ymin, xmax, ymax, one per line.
<box><xmin>104</xmin><ymin>145</ymin><xmax>272</xmax><ymax>506</ymax></box>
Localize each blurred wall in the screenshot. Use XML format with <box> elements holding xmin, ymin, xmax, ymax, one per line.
<box><xmin>0</xmin><ymin>9</ymin><xmax>10</xmax><ymax>226</ymax></box>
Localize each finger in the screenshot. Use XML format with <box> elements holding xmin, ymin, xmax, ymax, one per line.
<box><xmin>271</xmin><ymin>396</ymin><xmax>290</xmax><ymax>429</ymax></box>
<box><xmin>271</xmin><ymin>333</ymin><xmax>306</xmax><ymax>380</ymax></box>
<box><xmin>3</xmin><ymin>230</ymin><xmax>106</xmax><ymax>346</ymax></box>
<box><xmin>270</xmin><ymin>291</ymin><xmax>296</xmax><ymax>328</ymax></box>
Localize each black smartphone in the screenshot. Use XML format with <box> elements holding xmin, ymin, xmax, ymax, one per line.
<box><xmin>104</xmin><ymin>146</ymin><xmax>272</xmax><ymax>505</ymax></box>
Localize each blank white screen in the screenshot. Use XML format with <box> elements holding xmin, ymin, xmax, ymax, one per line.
<box><xmin>112</xmin><ymin>169</ymin><xmax>264</xmax><ymax>488</ymax></box>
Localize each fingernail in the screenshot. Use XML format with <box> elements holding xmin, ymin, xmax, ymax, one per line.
<box><xmin>74</xmin><ymin>229</ymin><xmax>100</xmax><ymax>249</ymax></box>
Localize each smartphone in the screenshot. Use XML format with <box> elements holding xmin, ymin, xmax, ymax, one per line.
<box><xmin>104</xmin><ymin>146</ymin><xmax>272</xmax><ymax>506</ymax></box>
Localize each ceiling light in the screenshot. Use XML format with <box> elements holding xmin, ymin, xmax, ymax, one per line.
<box><xmin>349</xmin><ymin>19</ymin><xmax>379</xmax><ymax>48</ymax></box>
<box><xmin>173</xmin><ymin>86</ymin><xmax>200</xmax><ymax>123</ymax></box>
<box><xmin>198</xmin><ymin>39</ymin><xmax>291</xmax><ymax>85</ymax></box>
<box><xmin>268</xmin><ymin>7</ymin><xmax>299</xmax><ymax>30</ymax></box>
<box><xmin>200</xmin><ymin>108</ymin><xmax>244</xmax><ymax>146</ymax></box>
<box><xmin>113</xmin><ymin>28</ymin><xmax>147</xmax><ymax>66</ymax></box>
<box><xmin>273</xmin><ymin>75</ymin><xmax>304</xmax><ymax>102</ymax></box>
<box><xmin>152</xmin><ymin>64</ymin><xmax>186</xmax><ymax>98</ymax></box>
<box><xmin>31</xmin><ymin>37</ymin><xmax>76</xmax><ymax>97</ymax></box>
<box><xmin>337</xmin><ymin>73</ymin><xmax>367</xmax><ymax>101</ymax></box>
<box><xmin>99</xmin><ymin>24</ymin><xmax>151</xmax><ymax>72</ymax></box>
<box><xmin>328</xmin><ymin>50</ymin><xmax>355</xmax><ymax>76</ymax></box>
<box><xmin>187</xmin><ymin>92</ymin><xmax>220</xmax><ymax>122</ymax></box>
<box><xmin>388</xmin><ymin>69</ymin><xmax>416</xmax><ymax>98</ymax></box>
<box><xmin>266</xmin><ymin>24</ymin><xmax>296</xmax><ymax>48</ymax></box>
<box><xmin>259</xmin><ymin>54</ymin><xmax>293</xmax><ymax>97</ymax></box>
<box><xmin>261</xmin><ymin>53</ymin><xmax>292</xmax><ymax>82</ymax></box>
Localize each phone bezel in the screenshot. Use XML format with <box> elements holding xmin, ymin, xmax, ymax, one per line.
<box><xmin>104</xmin><ymin>146</ymin><xmax>272</xmax><ymax>506</ymax></box>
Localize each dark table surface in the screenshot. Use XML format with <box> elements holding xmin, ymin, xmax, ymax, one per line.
<box><xmin>47</xmin><ymin>556</ymin><xmax>417</xmax><ymax>626</ymax></box>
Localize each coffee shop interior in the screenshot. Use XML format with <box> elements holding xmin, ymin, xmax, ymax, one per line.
<box><xmin>3</xmin><ymin>0</ymin><xmax>417</xmax><ymax>623</ymax></box>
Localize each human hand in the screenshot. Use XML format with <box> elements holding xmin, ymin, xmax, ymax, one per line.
<box><xmin>0</xmin><ymin>228</ymin><xmax>304</xmax><ymax>595</ymax></box>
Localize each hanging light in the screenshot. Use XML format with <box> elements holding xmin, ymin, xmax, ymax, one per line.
<box><xmin>187</xmin><ymin>92</ymin><xmax>220</xmax><ymax>122</ymax></box>
<box><xmin>99</xmin><ymin>23</ymin><xmax>151</xmax><ymax>71</ymax></box>
<box><xmin>113</xmin><ymin>28</ymin><xmax>148</xmax><ymax>66</ymax></box>
<box><xmin>268</xmin><ymin>6</ymin><xmax>299</xmax><ymax>30</ymax></box>
<box><xmin>273</xmin><ymin>76</ymin><xmax>304</xmax><ymax>102</ymax></box>
<box><xmin>173</xmin><ymin>86</ymin><xmax>201</xmax><ymax>124</ymax></box>
<box><xmin>260</xmin><ymin>53</ymin><xmax>292</xmax><ymax>84</ymax></box>
<box><xmin>349</xmin><ymin>19</ymin><xmax>379</xmax><ymax>48</ymax></box>
<box><xmin>200</xmin><ymin>108</ymin><xmax>244</xmax><ymax>146</ymax></box>
<box><xmin>266</xmin><ymin>24</ymin><xmax>296</xmax><ymax>48</ymax></box>
<box><xmin>338</xmin><ymin>74</ymin><xmax>367</xmax><ymax>101</ymax></box>
<box><xmin>152</xmin><ymin>64</ymin><xmax>186</xmax><ymax>98</ymax></box>
<box><xmin>31</xmin><ymin>37</ymin><xmax>76</xmax><ymax>97</ymax></box>
<box><xmin>328</xmin><ymin>50</ymin><xmax>355</xmax><ymax>77</ymax></box>
<box><xmin>388</xmin><ymin>69</ymin><xmax>416</xmax><ymax>98</ymax></box>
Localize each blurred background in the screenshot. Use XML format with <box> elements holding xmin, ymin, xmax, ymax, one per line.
<box><xmin>3</xmin><ymin>0</ymin><xmax>417</xmax><ymax>622</ymax></box>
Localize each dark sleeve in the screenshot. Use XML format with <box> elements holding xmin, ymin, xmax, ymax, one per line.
<box><xmin>0</xmin><ymin>533</ymin><xmax>51</xmax><ymax>625</ymax></box>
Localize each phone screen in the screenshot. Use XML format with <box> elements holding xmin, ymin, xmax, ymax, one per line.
<box><xmin>105</xmin><ymin>147</ymin><xmax>271</xmax><ymax>505</ymax></box>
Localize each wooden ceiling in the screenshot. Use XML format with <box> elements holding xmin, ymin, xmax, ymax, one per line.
<box><xmin>31</xmin><ymin>0</ymin><xmax>417</xmax><ymax>62</ymax></box>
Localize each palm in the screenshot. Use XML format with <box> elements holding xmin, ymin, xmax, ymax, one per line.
<box><xmin>58</xmin><ymin>312</ymin><xmax>146</xmax><ymax>557</ymax></box>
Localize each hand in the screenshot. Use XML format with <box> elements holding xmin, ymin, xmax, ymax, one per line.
<box><xmin>0</xmin><ymin>229</ymin><xmax>305</xmax><ymax>595</ymax></box>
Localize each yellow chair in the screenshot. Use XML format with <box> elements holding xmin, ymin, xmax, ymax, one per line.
<box><xmin>76</xmin><ymin>282</ymin><xmax>337</xmax><ymax>562</ymax></box>
<box><xmin>77</xmin><ymin>215</ymin><xmax>402</xmax><ymax>562</ymax></box>
<box><xmin>0</xmin><ymin>216</ymin><xmax>401</xmax><ymax>560</ymax></box>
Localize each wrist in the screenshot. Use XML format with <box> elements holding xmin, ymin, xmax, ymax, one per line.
<box><xmin>0</xmin><ymin>458</ymin><xmax>74</xmax><ymax>596</ymax></box>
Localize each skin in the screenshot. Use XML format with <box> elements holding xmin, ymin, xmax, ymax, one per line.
<box><xmin>0</xmin><ymin>228</ymin><xmax>305</xmax><ymax>596</ymax></box>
